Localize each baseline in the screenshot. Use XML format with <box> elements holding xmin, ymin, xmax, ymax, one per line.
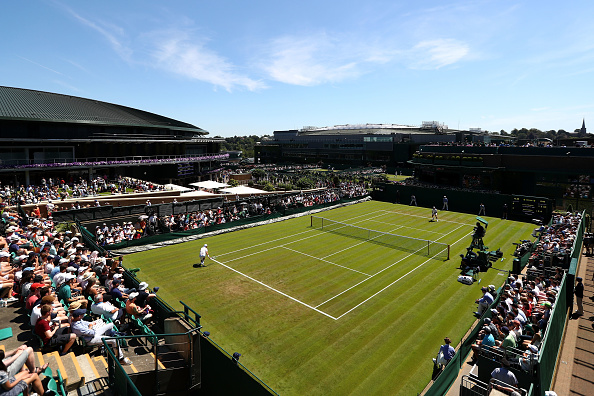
<box><xmin>210</xmin><ymin>257</ymin><xmax>338</xmax><ymax>320</ymax></box>
<box><xmin>380</xmin><ymin>209</ymin><xmax>475</xmax><ymax>226</ymax></box>
<box><xmin>367</xmin><ymin>219</ymin><xmax>446</xmax><ymax>236</ymax></box>
<box><xmin>218</xmin><ymin>210</ymin><xmax>389</xmax><ymax>260</ymax></box>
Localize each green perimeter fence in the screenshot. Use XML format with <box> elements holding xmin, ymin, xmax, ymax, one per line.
<box><xmin>87</xmin><ymin>195</ymin><xmax>365</xmax><ymax>251</ymax></box>
<box><xmin>104</xmin><ymin>266</ymin><xmax>278</xmax><ymax>395</ymax></box>
<box><xmin>373</xmin><ymin>182</ymin><xmax>553</xmax><ymax>222</ymax></box>
<box><xmin>424</xmin><ymin>211</ymin><xmax>586</xmax><ymax>396</ymax></box>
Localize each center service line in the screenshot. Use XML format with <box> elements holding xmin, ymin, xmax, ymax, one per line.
<box><xmin>334</xmin><ymin>228</ymin><xmax>471</xmax><ymax>320</ymax></box>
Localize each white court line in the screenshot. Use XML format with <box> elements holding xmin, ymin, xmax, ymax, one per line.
<box><xmin>218</xmin><ymin>210</ymin><xmax>388</xmax><ymax>259</ymax></box>
<box><xmin>213</xmin><ymin>207</ymin><xmax>469</xmax><ymax>319</ymax></box>
<box><xmin>216</xmin><ymin>228</ymin><xmax>316</xmax><ymax>258</ymax></box>
<box><xmin>223</xmin><ymin>232</ymin><xmax>322</xmax><ymax>263</ymax></box>
<box><xmin>282</xmin><ymin>246</ymin><xmax>372</xmax><ymax>276</ymax></box>
<box><xmin>334</xmin><ymin>230</ymin><xmax>471</xmax><ymax>319</ymax></box>
<box><xmin>367</xmin><ymin>219</ymin><xmax>445</xmax><ymax>235</ymax></box>
<box><xmin>210</xmin><ymin>257</ymin><xmax>338</xmax><ymax>320</ymax></box>
<box><xmin>321</xmin><ymin>225</ymin><xmax>404</xmax><ymax>259</ymax></box>
<box><xmin>380</xmin><ymin>209</ymin><xmax>475</xmax><ymax>226</ymax></box>
<box><xmin>224</xmin><ymin>217</ymin><xmax>383</xmax><ymax>264</ymax></box>
<box><xmin>315</xmin><ymin>224</ymin><xmax>466</xmax><ymax>309</ymax></box>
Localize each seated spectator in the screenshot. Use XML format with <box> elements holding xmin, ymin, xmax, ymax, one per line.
<box><xmin>490</xmin><ymin>358</ymin><xmax>518</xmax><ymax>393</ymax></box>
<box><xmin>432</xmin><ymin>337</ymin><xmax>455</xmax><ymax>368</ymax></box>
<box><xmin>474</xmin><ymin>286</ymin><xmax>494</xmax><ymax>316</ymax></box>
<box><xmin>125</xmin><ymin>292</ymin><xmax>152</xmax><ymax>322</ymax></box>
<box><xmin>57</xmin><ymin>275</ymin><xmax>85</xmax><ymax>306</ymax></box>
<box><xmin>91</xmin><ymin>293</ymin><xmax>124</xmax><ymax>322</ymax></box>
<box><xmin>0</xmin><ymin>348</ymin><xmax>50</xmax><ymax>396</ymax></box>
<box><xmin>83</xmin><ymin>277</ymin><xmax>100</xmax><ymax>301</ymax></box>
<box><xmin>0</xmin><ymin>345</ymin><xmax>43</xmax><ymax>378</ymax></box>
<box><xmin>0</xmin><ymin>280</ymin><xmax>16</xmax><ymax>303</ymax></box>
<box><xmin>108</xmin><ymin>278</ymin><xmax>128</xmax><ymax>301</ymax></box>
<box><xmin>30</xmin><ymin>295</ymin><xmax>68</xmax><ymax>327</ymax></box>
<box><xmin>497</xmin><ymin>326</ymin><xmax>517</xmax><ymax>351</ymax></box>
<box><xmin>470</xmin><ymin>326</ymin><xmax>495</xmax><ymax>363</ymax></box>
<box><xmin>135</xmin><ymin>282</ymin><xmax>156</xmax><ymax>309</ymax></box>
<box><xmin>522</xmin><ymin>332</ymin><xmax>541</xmax><ymax>351</ymax></box>
<box><xmin>25</xmin><ymin>282</ymin><xmax>45</xmax><ymax>311</ymax></box>
<box><xmin>483</xmin><ymin>317</ymin><xmax>500</xmax><ymax>340</ymax></box>
<box><xmin>34</xmin><ymin>305</ymin><xmax>76</xmax><ymax>355</ymax></box>
<box><xmin>518</xmin><ymin>344</ymin><xmax>539</xmax><ymax>373</ymax></box>
<box><xmin>70</xmin><ymin>309</ymin><xmax>131</xmax><ymax>365</ymax></box>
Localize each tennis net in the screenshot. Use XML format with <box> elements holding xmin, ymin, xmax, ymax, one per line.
<box><xmin>310</xmin><ymin>216</ymin><xmax>450</xmax><ymax>260</ymax></box>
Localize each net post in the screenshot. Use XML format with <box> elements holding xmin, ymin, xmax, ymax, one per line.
<box><xmin>310</xmin><ymin>216</ymin><xmax>312</xmax><ymax>228</ymax></box>
<box><xmin>447</xmin><ymin>244</ymin><xmax>450</xmax><ymax>260</ymax></box>
<box><xmin>427</xmin><ymin>240</ymin><xmax>430</xmax><ymax>256</ymax></box>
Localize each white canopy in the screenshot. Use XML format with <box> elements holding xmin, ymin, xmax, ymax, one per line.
<box><xmin>189</xmin><ymin>180</ymin><xmax>229</xmax><ymax>189</ymax></box>
<box><xmin>219</xmin><ymin>186</ymin><xmax>268</xmax><ymax>195</ymax></box>
<box><xmin>163</xmin><ymin>183</ymin><xmax>193</xmax><ymax>192</ymax></box>
<box><xmin>179</xmin><ymin>190</ymin><xmax>218</xmax><ymax>198</ymax></box>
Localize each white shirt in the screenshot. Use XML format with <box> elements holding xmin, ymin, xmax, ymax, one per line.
<box><xmin>91</xmin><ymin>301</ymin><xmax>119</xmax><ymax>321</ymax></box>
<box><xmin>200</xmin><ymin>246</ymin><xmax>208</xmax><ymax>257</ymax></box>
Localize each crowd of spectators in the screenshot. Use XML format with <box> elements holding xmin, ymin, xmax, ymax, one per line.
<box><xmin>0</xmin><ymin>206</ymin><xmax>159</xmax><ymax>395</ymax></box>
<box><xmin>399</xmin><ymin>177</ymin><xmax>499</xmax><ymax>194</ymax></box>
<box><xmin>0</xmin><ymin>176</ymin><xmax>165</xmax><ymax>208</ymax></box>
<box><xmin>462</xmin><ymin>210</ymin><xmax>583</xmax><ymax>394</ymax></box>
<box><xmin>529</xmin><ymin>211</ymin><xmax>582</xmax><ymax>266</ymax></box>
<box><xmin>564</xmin><ymin>175</ymin><xmax>591</xmax><ymax>199</ymax></box>
<box><xmin>425</xmin><ymin>141</ymin><xmax>559</xmax><ymax>148</ymax></box>
<box><xmin>94</xmin><ymin>185</ymin><xmax>369</xmax><ymax>245</ymax></box>
<box><xmin>248</xmin><ymin>166</ymin><xmax>382</xmax><ymax>190</ymax></box>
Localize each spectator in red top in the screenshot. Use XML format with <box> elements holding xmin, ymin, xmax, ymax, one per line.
<box><xmin>34</xmin><ymin>305</ymin><xmax>76</xmax><ymax>355</ymax></box>
<box><xmin>25</xmin><ymin>283</ymin><xmax>44</xmax><ymax>311</ymax></box>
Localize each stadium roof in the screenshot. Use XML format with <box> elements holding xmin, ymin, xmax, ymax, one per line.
<box><xmin>0</xmin><ymin>86</ymin><xmax>208</xmax><ymax>134</ymax></box>
<box><xmin>296</xmin><ymin>123</ymin><xmax>454</xmax><ymax>135</ymax></box>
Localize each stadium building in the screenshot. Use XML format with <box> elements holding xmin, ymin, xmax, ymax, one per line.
<box><xmin>255</xmin><ymin>121</ymin><xmax>458</xmax><ymax>168</ymax></box>
<box><xmin>0</xmin><ymin>86</ymin><xmax>227</xmax><ymax>186</ymax></box>
<box><xmin>410</xmin><ymin>144</ymin><xmax>594</xmax><ymax>207</ymax></box>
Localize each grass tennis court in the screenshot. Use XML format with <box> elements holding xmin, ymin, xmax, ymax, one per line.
<box><xmin>123</xmin><ymin>200</ymin><xmax>535</xmax><ymax>395</ymax></box>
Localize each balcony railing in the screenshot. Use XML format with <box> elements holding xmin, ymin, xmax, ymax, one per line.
<box><xmin>0</xmin><ymin>153</ymin><xmax>229</xmax><ymax>170</ymax></box>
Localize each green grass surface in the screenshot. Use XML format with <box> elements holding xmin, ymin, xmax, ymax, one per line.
<box><xmin>124</xmin><ymin>201</ymin><xmax>534</xmax><ymax>395</ymax></box>
<box><xmin>385</xmin><ymin>174</ymin><xmax>411</xmax><ymax>182</ymax></box>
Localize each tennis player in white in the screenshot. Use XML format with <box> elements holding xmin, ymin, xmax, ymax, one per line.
<box><xmin>199</xmin><ymin>244</ymin><xmax>210</xmax><ymax>267</ymax></box>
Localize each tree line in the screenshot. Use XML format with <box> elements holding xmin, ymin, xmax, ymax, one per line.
<box><xmin>499</xmin><ymin>127</ymin><xmax>586</xmax><ymax>140</ymax></box>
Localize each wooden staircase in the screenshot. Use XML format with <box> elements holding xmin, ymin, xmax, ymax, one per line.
<box><xmin>1</xmin><ymin>343</ymin><xmax>163</xmax><ymax>396</ymax></box>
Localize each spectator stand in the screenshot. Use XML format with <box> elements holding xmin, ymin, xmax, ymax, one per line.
<box><xmin>102</xmin><ymin>268</ymin><xmax>278</xmax><ymax>396</ymax></box>
<box><xmin>424</xmin><ymin>210</ymin><xmax>587</xmax><ymax>396</ymax></box>
<box><xmin>72</xmin><ymin>190</ymin><xmax>368</xmax><ymax>254</ymax></box>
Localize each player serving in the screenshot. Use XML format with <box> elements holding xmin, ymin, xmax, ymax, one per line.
<box><xmin>198</xmin><ymin>243</ymin><xmax>210</xmax><ymax>267</ymax></box>
<box><xmin>431</xmin><ymin>206</ymin><xmax>438</xmax><ymax>222</ymax></box>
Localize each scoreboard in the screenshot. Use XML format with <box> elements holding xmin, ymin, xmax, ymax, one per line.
<box><xmin>511</xmin><ymin>195</ymin><xmax>551</xmax><ymax>219</ymax></box>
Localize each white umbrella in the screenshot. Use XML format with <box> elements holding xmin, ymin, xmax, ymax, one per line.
<box><xmin>188</xmin><ymin>180</ymin><xmax>229</xmax><ymax>189</ymax></box>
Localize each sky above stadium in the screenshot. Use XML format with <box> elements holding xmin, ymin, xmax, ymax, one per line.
<box><xmin>2</xmin><ymin>1</ymin><xmax>594</xmax><ymax>136</ymax></box>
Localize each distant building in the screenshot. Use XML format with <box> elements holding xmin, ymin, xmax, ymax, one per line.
<box><xmin>0</xmin><ymin>86</ymin><xmax>226</xmax><ymax>186</ymax></box>
<box><xmin>255</xmin><ymin>122</ymin><xmax>458</xmax><ymax>168</ymax></box>
<box><xmin>580</xmin><ymin>118</ymin><xmax>587</xmax><ymax>136</ymax></box>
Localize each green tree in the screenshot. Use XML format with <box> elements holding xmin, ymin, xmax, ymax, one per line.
<box><xmin>251</xmin><ymin>168</ymin><xmax>266</xmax><ymax>180</ymax></box>
<box><xmin>296</xmin><ymin>177</ymin><xmax>315</xmax><ymax>189</ymax></box>
<box><xmin>228</xmin><ymin>179</ymin><xmax>239</xmax><ymax>187</ymax></box>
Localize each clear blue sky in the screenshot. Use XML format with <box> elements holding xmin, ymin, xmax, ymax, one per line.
<box><xmin>2</xmin><ymin>1</ymin><xmax>593</xmax><ymax>136</ymax></box>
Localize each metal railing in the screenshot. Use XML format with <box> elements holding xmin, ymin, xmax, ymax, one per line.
<box><xmin>103</xmin><ymin>329</ymin><xmax>199</xmax><ymax>396</ymax></box>
<box><xmin>0</xmin><ymin>153</ymin><xmax>230</xmax><ymax>169</ymax></box>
